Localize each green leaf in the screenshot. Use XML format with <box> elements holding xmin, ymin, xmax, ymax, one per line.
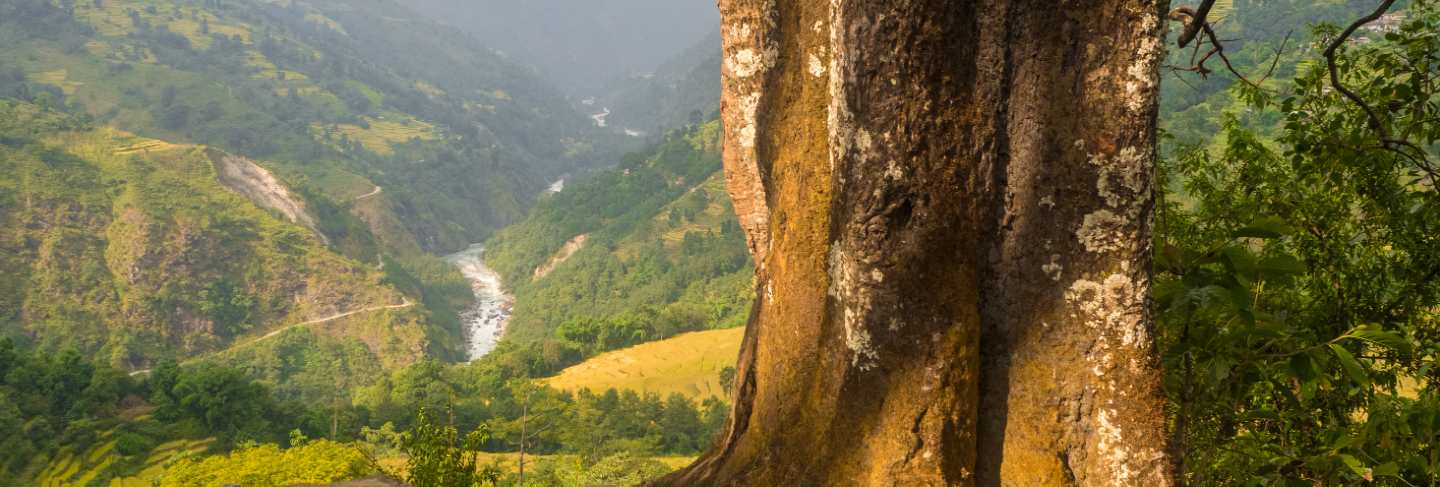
<box><xmin>1348</xmin><ymin>324</ymin><xmax>1414</xmax><ymax>358</ymax></box>
<box><xmin>1257</xmin><ymin>254</ymin><xmax>1306</xmax><ymax>275</ymax></box>
<box><xmin>1209</xmin><ymin>358</ymin><xmax>1234</xmax><ymax>383</ymax></box>
<box><xmin>1289</xmin><ymin>354</ymin><xmax>1317</xmax><ymax>401</ymax></box>
<box><xmin>1373</xmin><ymin>462</ymin><xmax>1400</xmax><ymax>477</ymax></box>
<box><xmin>1329</xmin><ymin>434</ymin><xmax>1354</xmax><ymax>451</ymax></box>
<box><xmin>1329</xmin><ymin>344</ymin><xmax>1370</xmax><ymax>388</ymax></box>
<box><xmin>1234</xmin><ymin>216</ymin><xmax>1296</xmax><ymax>239</ymax></box>
<box><xmin>1338</xmin><ymin>454</ymin><xmax>1367</xmax><ymax>476</ymax></box>
<box><xmin>1220</xmin><ymin>246</ymin><xmax>1258</xmax><ymax>275</ymax></box>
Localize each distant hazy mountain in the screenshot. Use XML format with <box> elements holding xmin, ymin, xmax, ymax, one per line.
<box><xmin>406</xmin><ymin>0</ymin><xmax>719</xmax><ymax>96</ymax></box>
<box><xmin>600</xmin><ymin>29</ymin><xmax>721</xmax><ymax>136</ymax></box>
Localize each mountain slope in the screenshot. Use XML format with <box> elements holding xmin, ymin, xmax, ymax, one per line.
<box><xmin>0</xmin><ymin>0</ymin><xmax>619</xmax><ymax>254</ymax></box>
<box><xmin>0</xmin><ymin>0</ymin><xmax>630</xmax><ymax>386</ymax></box>
<box><xmin>0</xmin><ymin>100</ymin><xmax>428</xmax><ymax>373</ymax></box>
<box><xmin>482</xmin><ymin>120</ymin><xmax>751</xmax><ymax>373</ymax></box>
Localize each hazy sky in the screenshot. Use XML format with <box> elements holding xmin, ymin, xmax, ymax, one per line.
<box><xmin>406</xmin><ymin>0</ymin><xmax>720</xmax><ymax>96</ymax></box>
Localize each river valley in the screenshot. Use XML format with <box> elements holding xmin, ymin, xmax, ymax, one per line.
<box><xmin>446</xmin><ymin>244</ymin><xmax>513</xmax><ymax>360</ymax></box>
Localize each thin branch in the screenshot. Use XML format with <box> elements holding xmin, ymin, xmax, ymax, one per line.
<box><xmin>1322</xmin><ymin>0</ymin><xmax>1399</xmax><ymax>138</ymax></box>
<box><xmin>1166</xmin><ymin>7</ymin><xmax>1279</xmax><ymax>92</ymax></box>
<box><xmin>1197</xmin><ymin>22</ymin><xmax>1268</xmax><ymax>91</ymax></box>
<box><xmin>1163</xmin><ymin>66</ymin><xmax>1205</xmax><ymax>92</ymax></box>
<box><xmin>1320</xmin><ymin>0</ymin><xmax>1437</xmax><ymax>183</ymax></box>
<box><xmin>1178</xmin><ymin>0</ymin><xmax>1218</xmax><ymax>48</ymax></box>
<box><xmin>1259</xmin><ymin>31</ymin><xmax>1293</xmax><ymax>85</ymax></box>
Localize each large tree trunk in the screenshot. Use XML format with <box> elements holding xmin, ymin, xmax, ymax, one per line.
<box><xmin>656</xmin><ymin>0</ymin><xmax>1173</xmax><ymax>485</ymax></box>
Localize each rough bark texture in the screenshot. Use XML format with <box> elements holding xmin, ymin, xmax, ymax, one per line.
<box><xmin>656</xmin><ymin>0</ymin><xmax>1173</xmax><ymax>485</ymax></box>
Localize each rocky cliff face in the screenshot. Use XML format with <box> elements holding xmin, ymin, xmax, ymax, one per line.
<box><xmin>532</xmin><ymin>233</ymin><xmax>588</xmax><ymax>280</ymax></box>
<box><xmin>212</xmin><ymin>152</ymin><xmax>327</xmax><ymax>246</ymax></box>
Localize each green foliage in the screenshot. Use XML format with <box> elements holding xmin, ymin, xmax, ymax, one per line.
<box><xmin>389</xmin><ymin>407</ymin><xmax>501</xmax><ymax>487</ymax></box>
<box><xmin>0</xmin><ymin>338</ymin><xmax>138</xmax><ymax>483</ymax></box>
<box><xmin>155</xmin><ymin>439</ymin><xmax>371</xmax><ymax>487</ymax></box>
<box><xmin>351</xmin><ymin>361</ymin><xmax>726</xmax><ymax>460</ymax></box>
<box><xmin>0</xmin><ymin>100</ymin><xmax>423</xmax><ymax>384</ymax></box>
<box><xmin>115</xmin><ymin>431</ymin><xmax>156</xmax><ymax>456</ymax></box>
<box><xmin>718</xmin><ymin>366</ymin><xmax>735</xmax><ymax>398</ymax></box>
<box><xmin>484</xmin><ymin>120</ymin><xmax>752</xmax><ymax>376</ymax></box>
<box><xmin>171</xmin><ymin>365</ymin><xmax>274</xmax><ymax>438</ymax></box>
<box><xmin>1160</xmin><ymin>0</ymin><xmax>1380</xmax><ymax>149</ymax></box>
<box><xmin>1158</xmin><ymin>5</ymin><xmax>1440</xmax><ymax>484</ymax></box>
<box><xmin>509</xmin><ymin>451</ymin><xmax>673</xmax><ymax>487</ymax></box>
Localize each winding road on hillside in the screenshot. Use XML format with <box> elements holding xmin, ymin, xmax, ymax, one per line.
<box><xmin>127</xmin><ymin>298</ymin><xmax>413</xmax><ymax>377</ymax></box>
<box><xmin>352</xmin><ymin>185</ymin><xmax>384</xmax><ymax>202</ymax></box>
<box><xmin>260</xmin><ymin>298</ymin><xmax>413</xmax><ymax>339</ymax></box>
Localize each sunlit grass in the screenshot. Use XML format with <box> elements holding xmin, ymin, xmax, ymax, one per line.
<box><xmin>28</xmin><ymin>69</ymin><xmax>84</xmax><ymax>95</ymax></box>
<box><xmin>314</xmin><ymin>112</ymin><xmax>442</xmax><ymax>156</ymax></box>
<box><xmin>545</xmin><ymin>327</ymin><xmax>744</xmax><ymax>401</ymax></box>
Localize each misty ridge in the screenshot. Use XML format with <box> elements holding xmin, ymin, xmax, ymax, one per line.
<box><xmin>407</xmin><ymin>0</ymin><xmax>719</xmax><ymax>96</ymax></box>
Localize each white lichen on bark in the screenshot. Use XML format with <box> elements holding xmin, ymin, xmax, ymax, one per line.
<box><xmin>1076</xmin><ymin>146</ymin><xmax>1150</xmax><ymax>254</ymax></box>
<box><xmin>718</xmin><ymin>1</ymin><xmax>780</xmax><ymax>268</ymax></box>
<box><xmin>1077</xmin><ymin>209</ymin><xmax>1129</xmax><ymax>254</ymax></box>
<box><xmin>1123</xmin><ymin>9</ymin><xmax>1163</xmax><ymax>115</ymax></box>
<box><xmin>808</xmin><ymin>52</ymin><xmax>827</xmax><ymax>77</ymax></box>
<box><xmin>1042</xmin><ymin>254</ymin><xmax>1063</xmax><ymax>281</ymax></box>
<box><xmin>828</xmin><ymin>245</ymin><xmax>879</xmax><ymax>370</ymax></box>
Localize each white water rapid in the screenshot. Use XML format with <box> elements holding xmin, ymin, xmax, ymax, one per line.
<box><xmin>445</xmin><ymin>244</ymin><xmax>512</xmax><ymax>360</ymax></box>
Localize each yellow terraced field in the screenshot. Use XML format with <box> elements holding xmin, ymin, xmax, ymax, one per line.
<box><xmin>316</xmin><ymin>113</ymin><xmax>441</xmax><ymax>155</ymax></box>
<box><xmin>112</xmin><ymin>138</ymin><xmax>182</xmax><ymax>156</ymax></box>
<box><xmin>545</xmin><ymin>327</ymin><xmax>745</xmax><ymax>401</ymax></box>
<box><xmin>34</xmin><ymin>434</ymin><xmax>216</xmax><ymax>487</ymax></box>
<box><xmin>109</xmin><ymin>438</ymin><xmax>217</xmax><ymax>487</ymax></box>
<box><xmin>469</xmin><ymin>452</ymin><xmax>697</xmax><ymax>473</ymax></box>
<box><xmin>28</xmin><ymin>69</ymin><xmax>85</xmax><ymax>95</ymax></box>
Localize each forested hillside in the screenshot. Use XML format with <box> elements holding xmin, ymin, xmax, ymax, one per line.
<box><xmin>0</xmin><ymin>0</ymin><xmax>721</xmax><ymax>482</ymax></box>
<box><xmin>0</xmin><ymin>0</ymin><xmax>620</xmax><ymax>253</ymax></box>
<box><xmin>0</xmin><ymin>0</ymin><xmax>635</xmax><ymax>419</ymax></box>
<box><xmin>0</xmin><ymin>100</ymin><xmax>434</xmax><ymax>373</ymax></box>
<box><xmin>1159</xmin><ymin>0</ymin><xmax>1375</xmax><ymax>147</ymax></box>
<box><xmin>483</xmin><ymin>119</ymin><xmax>752</xmax><ymax>373</ymax></box>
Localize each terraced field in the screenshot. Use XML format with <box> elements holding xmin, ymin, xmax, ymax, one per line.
<box><xmin>314</xmin><ymin>112</ymin><xmax>442</xmax><ymax>156</ymax></box>
<box><xmin>544</xmin><ymin>327</ymin><xmax>745</xmax><ymax>401</ymax></box>
<box><xmin>33</xmin><ymin>430</ymin><xmax>215</xmax><ymax>487</ymax></box>
<box><xmin>27</xmin><ymin>69</ymin><xmax>83</xmax><ymax>95</ymax></box>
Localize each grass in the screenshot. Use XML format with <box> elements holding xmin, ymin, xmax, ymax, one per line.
<box><xmin>304</xmin><ymin>12</ymin><xmax>348</xmax><ymax>36</ymax></box>
<box><xmin>34</xmin><ymin>433</ymin><xmax>217</xmax><ymax>487</ymax></box>
<box><xmin>654</xmin><ymin>175</ymin><xmax>734</xmax><ymax>251</ymax></box>
<box><xmin>367</xmin><ymin>452</ymin><xmax>695</xmax><ymax>481</ymax></box>
<box><xmin>414</xmin><ymin>80</ymin><xmax>445</xmax><ymax>98</ymax></box>
<box><xmin>108</xmin><ymin>438</ymin><xmax>217</xmax><ymax>486</ymax></box>
<box><xmin>110</xmin><ymin>136</ymin><xmax>183</xmax><ymax>156</ymax></box>
<box><xmin>471</xmin><ymin>452</ymin><xmax>696</xmax><ymax>472</ymax></box>
<box><xmin>544</xmin><ymin>327</ymin><xmax>745</xmax><ymax>401</ymax></box>
<box><xmin>75</xmin><ymin>1</ymin><xmax>143</xmax><ymax>37</ymax></box>
<box><xmin>315</xmin><ymin>112</ymin><xmax>441</xmax><ymax>156</ymax></box>
<box><xmin>28</xmin><ymin>69</ymin><xmax>84</xmax><ymax>95</ymax></box>
<box><xmin>167</xmin><ymin>14</ymin><xmax>252</xmax><ymax>50</ymax></box>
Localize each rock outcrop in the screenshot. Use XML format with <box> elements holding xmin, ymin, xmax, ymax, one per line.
<box><xmin>210</xmin><ymin>150</ymin><xmax>328</xmax><ymax>245</ymax></box>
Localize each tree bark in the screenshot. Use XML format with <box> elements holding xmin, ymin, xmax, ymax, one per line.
<box><xmin>654</xmin><ymin>0</ymin><xmax>1173</xmax><ymax>485</ymax></box>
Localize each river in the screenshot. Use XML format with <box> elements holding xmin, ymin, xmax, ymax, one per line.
<box><xmin>445</xmin><ymin>244</ymin><xmax>512</xmax><ymax>360</ymax></box>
